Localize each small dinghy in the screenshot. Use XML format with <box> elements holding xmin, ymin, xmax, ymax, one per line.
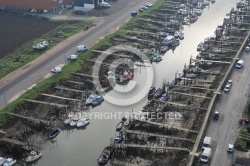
<box><xmin>77</xmin><ymin>118</ymin><xmax>90</xmax><ymax>128</ymax></box>
<box><xmin>48</xmin><ymin>128</ymin><xmax>61</xmax><ymax>139</ymax></box>
<box><xmin>3</xmin><ymin>158</ymin><xmax>16</xmax><ymax>166</ymax></box>
<box><xmin>98</xmin><ymin>146</ymin><xmax>111</xmax><ymax>165</ymax></box>
<box><xmin>0</xmin><ymin>157</ymin><xmax>7</xmax><ymax>165</ymax></box>
<box><xmin>25</xmin><ymin>151</ymin><xmax>42</xmax><ymax>163</ymax></box>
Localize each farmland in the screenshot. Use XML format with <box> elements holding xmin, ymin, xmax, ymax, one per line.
<box><xmin>0</xmin><ymin>11</ymin><xmax>59</xmax><ymax>58</ymax></box>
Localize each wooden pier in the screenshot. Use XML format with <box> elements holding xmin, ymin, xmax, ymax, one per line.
<box><xmin>123</xmin><ymin>130</ymin><xmax>195</xmax><ymax>143</ymax></box>
<box><xmin>7</xmin><ymin>113</ymin><xmax>50</xmax><ymax>125</ymax></box>
<box><xmin>24</xmin><ymin>99</ymin><xmax>68</xmax><ymax>108</ymax></box>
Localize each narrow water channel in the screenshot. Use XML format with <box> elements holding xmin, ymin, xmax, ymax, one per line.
<box><xmin>34</xmin><ymin>0</ymin><xmax>239</xmax><ymax>165</ymax></box>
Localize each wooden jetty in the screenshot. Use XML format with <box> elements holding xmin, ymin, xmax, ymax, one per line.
<box><xmin>118</xmin><ymin>143</ymin><xmax>190</xmax><ymax>152</ymax></box>
<box><xmin>1</xmin><ymin>137</ymin><xmax>27</xmax><ymax>146</ymax></box>
<box><xmin>152</xmin><ymin>99</ymin><xmax>207</xmax><ymax>111</ymax></box>
<box><xmin>24</xmin><ymin>99</ymin><xmax>68</xmax><ymax>108</ymax></box>
<box><xmin>41</xmin><ymin>93</ymin><xmax>82</xmax><ymax>102</ymax></box>
<box><xmin>112</xmin><ymin>160</ymin><xmax>139</xmax><ymax>166</ymax></box>
<box><xmin>55</xmin><ymin>86</ymin><xmax>86</xmax><ymax>93</ymax></box>
<box><xmin>91</xmin><ymin>50</ymin><xmax>130</xmax><ymax>58</ymax></box>
<box><xmin>74</xmin><ymin>72</ymin><xmax>98</xmax><ymax>79</ymax></box>
<box><xmin>133</xmin><ymin>119</ymin><xmax>199</xmax><ymax>134</ymax></box>
<box><xmin>123</xmin><ymin>130</ymin><xmax>194</xmax><ymax>143</ymax></box>
<box><xmin>7</xmin><ymin>113</ymin><xmax>50</xmax><ymax>125</ymax></box>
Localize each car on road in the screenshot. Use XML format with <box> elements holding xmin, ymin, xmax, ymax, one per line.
<box><xmin>227</xmin><ymin>144</ymin><xmax>234</xmax><ymax>153</ymax></box>
<box><xmin>227</xmin><ymin>80</ymin><xmax>232</xmax><ymax>86</ymax></box>
<box><xmin>213</xmin><ymin>111</ymin><xmax>219</xmax><ymax>120</ymax></box>
<box><xmin>139</xmin><ymin>8</ymin><xmax>144</xmax><ymax>12</ymax></box>
<box><xmin>100</xmin><ymin>2</ymin><xmax>110</xmax><ymax>8</ymax></box>
<box><xmin>51</xmin><ymin>66</ymin><xmax>62</xmax><ymax>73</ymax></box>
<box><xmin>145</xmin><ymin>3</ymin><xmax>153</xmax><ymax>7</ymax></box>
<box><xmin>141</xmin><ymin>6</ymin><xmax>148</xmax><ymax>10</ymax></box>
<box><xmin>245</xmin><ymin>46</ymin><xmax>250</xmax><ymax>52</ymax></box>
<box><xmin>224</xmin><ymin>84</ymin><xmax>231</xmax><ymax>92</ymax></box>
<box><xmin>236</xmin><ymin>59</ymin><xmax>244</xmax><ymax>68</ymax></box>
<box><xmin>77</xmin><ymin>45</ymin><xmax>88</xmax><ymax>52</ymax></box>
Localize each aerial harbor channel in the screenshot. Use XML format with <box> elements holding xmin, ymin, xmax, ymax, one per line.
<box><xmin>1</xmin><ymin>0</ymin><xmax>248</xmax><ymax>165</ymax></box>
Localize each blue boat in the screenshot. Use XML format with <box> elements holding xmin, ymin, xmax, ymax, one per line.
<box><xmin>48</xmin><ymin>128</ymin><xmax>61</xmax><ymax>139</ymax></box>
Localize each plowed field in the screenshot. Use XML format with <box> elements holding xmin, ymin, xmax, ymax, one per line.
<box><xmin>0</xmin><ymin>11</ymin><xmax>59</xmax><ymax>59</ymax></box>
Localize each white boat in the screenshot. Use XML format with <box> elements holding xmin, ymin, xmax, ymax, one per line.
<box><xmin>70</xmin><ymin>113</ymin><xmax>81</xmax><ymax>127</ymax></box>
<box><xmin>193</xmin><ymin>9</ymin><xmax>202</xmax><ymax>15</ymax></box>
<box><xmin>3</xmin><ymin>158</ymin><xmax>16</xmax><ymax>166</ymax></box>
<box><xmin>77</xmin><ymin>118</ymin><xmax>90</xmax><ymax>128</ymax></box>
<box><xmin>224</xmin><ymin>14</ymin><xmax>230</xmax><ymax>22</ymax></box>
<box><xmin>25</xmin><ymin>151</ymin><xmax>42</xmax><ymax>163</ymax></box>
<box><xmin>190</xmin><ymin>14</ymin><xmax>198</xmax><ymax>22</ymax></box>
<box><xmin>0</xmin><ymin>157</ymin><xmax>6</xmax><ymax>166</ymax></box>
<box><xmin>124</xmin><ymin>120</ymin><xmax>130</xmax><ymax>127</ymax></box>
<box><xmin>64</xmin><ymin>112</ymin><xmax>75</xmax><ymax>125</ymax></box>
<box><xmin>202</xmin><ymin>1</ymin><xmax>209</xmax><ymax>6</ymax></box>
<box><xmin>174</xmin><ymin>31</ymin><xmax>180</xmax><ymax>38</ymax></box>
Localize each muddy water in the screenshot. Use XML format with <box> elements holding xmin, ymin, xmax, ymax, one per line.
<box><xmin>35</xmin><ymin>0</ymin><xmax>238</xmax><ymax>166</ymax></box>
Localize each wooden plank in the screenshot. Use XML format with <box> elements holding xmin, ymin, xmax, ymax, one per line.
<box><xmin>24</xmin><ymin>99</ymin><xmax>68</xmax><ymax>108</ymax></box>
<box><xmin>91</xmin><ymin>50</ymin><xmax>130</xmax><ymax>58</ymax></box>
<box><xmin>124</xmin><ymin>130</ymin><xmax>194</xmax><ymax>143</ymax></box>
<box><xmin>133</xmin><ymin>119</ymin><xmax>199</xmax><ymax>134</ymax></box>
<box><xmin>165</xmin><ymin>84</ymin><xmax>216</xmax><ymax>91</ymax></box>
<box><xmin>170</xmin><ymin>91</ymin><xmax>212</xmax><ymax>99</ymax></box>
<box><xmin>74</xmin><ymin>72</ymin><xmax>98</xmax><ymax>79</ymax></box>
<box><xmin>112</xmin><ymin>160</ymin><xmax>138</xmax><ymax>166</ymax></box>
<box><xmin>67</xmin><ymin>80</ymin><xmax>84</xmax><ymax>85</ymax></box>
<box><xmin>86</xmin><ymin>59</ymin><xmax>117</xmax><ymax>68</ymax></box>
<box><xmin>119</xmin><ymin>143</ymin><xmax>190</xmax><ymax>152</ymax></box>
<box><xmin>55</xmin><ymin>86</ymin><xmax>86</xmax><ymax>93</ymax></box>
<box><xmin>41</xmin><ymin>93</ymin><xmax>82</xmax><ymax>102</ymax></box>
<box><xmin>191</xmin><ymin>58</ymin><xmax>231</xmax><ymax>64</ymax></box>
<box><xmin>152</xmin><ymin>99</ymin><xmax>207</xmax><ymax>111</ymax></box>
<box><xmin>7</xmin><ymin>113</ymin><xmax>50</xmax><ymax>125</ymax></box>
<box><xmin>1</xmin><ymin>137</ymin><xmax>27</xmax><ymax>146</ymax></box>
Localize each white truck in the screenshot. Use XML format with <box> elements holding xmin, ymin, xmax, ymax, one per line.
<box><xmin>200</xmin><ymin>147</ymin><xmax>211</xmax><ymax>163</ymax></box>
<box><xmin>77</xmin><ymin>45</ymin><xmax>88</xmax><ymax>52</ymax></box>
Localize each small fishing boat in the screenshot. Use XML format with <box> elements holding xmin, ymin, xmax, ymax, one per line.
<box><xmin>160</xmin><ymin>46</ymin><xmax>168</xmax><ymax>53</ymax></box>
<box><xmin>190</xmin><ymin>14</ymin><xmax>198</xmax><ymax>22</ymax></box>
<box><xmin>170</xmin><ymin>40</ymin><xmax>180</xmax><ymax>47</ymax></box>
<box><xmin>197</xmin><ymin>42</ymin><xmax>204</xmax><ymax>51</ymax></box>
<box><xmin>160</xmin><ymin>93</ymin><xmax>169</xmax><ymax>101</ymax></box>
<box><xmin>185</xmin><ymin>73</ymin><xmax>197</xmax><ymax>78</ymax></box>
<box><xmin>193</xmin><ymin>9</ymin><xmax>202</xmax><ymax>15</ymax></box>
<box><xmin>178</xmin><ymin>32</ymin><xmax>184</xmax><ymax>40</ymax></box>
<box><xmin>116</xmin><ymin>121</ymin><xmax>124</xmax><ymax>131</ymax></box>
<box><xmin>64</xmin><ymin>112</ymin><xmax>75</xmax><ymax>125</ymax></box>
<box><xmin>154</xmin><ymin>88</ymin><xmax>164</xmax><ymax>98</ymax></box>
<box><xmin>25</xmin><ymin>151</ymin><xmax>42</xmax><ymax>163</ymax></box>
<box><xmin>3</xmin><ymin>158</ymin><xmax>16</xmax><ymax>166</ymax></box>
<box><xmin>124</xmin><ymin>119</ymin><xmax>130</xmax><ymax>127</ymax></box>
<box><xmin>77</xmin><ymin>118</ymin><xmax>90</xmax><ymax>128</ymax></box>
<box><xmin>48</xmin><ymin>128</ymin><xmax>61</xmax><ymax>139</ymax></box>
<box><xmin>150</xmin><ymin>53</ymin><xmax>162</xmax><ymax>62</ymax></box>
<box><xmin>98</xmin><ymin>146</ymin><xmax>111</xmax><ymax>165</ymax></box>
<box><xmin>174</xmin><ymin>31</ymin><xmax>180</xmax><ymax>38</ymax></box>
<box><xmin>202</xmin><ymin>1</ymin><xmax>209</xmax><ymax>6</ymax></box>
<box><xmin>0</xmin><ymin>157</ymin><xmax>7</xmax><ymax>165</ymax></box>
<box><xmin>92</xmin><ymin>96</ymin><xmax>104</xmax><ymax>106</ymax></box>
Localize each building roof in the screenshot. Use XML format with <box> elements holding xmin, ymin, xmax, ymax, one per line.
<box><xmin>74</xmin><ymin>0</ymin><xmax>94</xmax><ymax>6</ymax></box>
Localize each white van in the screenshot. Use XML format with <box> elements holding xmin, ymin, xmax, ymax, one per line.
<box><xmin>77</xmin><ymin>45</ymin><xmax>88</xmax><ymax>52</ymax></box>
<box><xmin>200</xmin><ymin>147</ymin><xmax>211</xmax><ymax>163</ymax></box>
<box><xmin>236</xmin><ymin>60</ymin><xmax>244</xmax><ymax>68</ymax></box>
<box><xmin>51</xmin><ymin>67</ymin><xmax>62</xmax><ymax>73</ymax></box>
<box><xmin>68</xmin><ymin>54</ymin><xmax>78</xmax><ymax>60</ymax></box>
<box><xmin>202</xmin><ymin>136</ymin><xmax>211</xmax><ymax>150</ymax></box>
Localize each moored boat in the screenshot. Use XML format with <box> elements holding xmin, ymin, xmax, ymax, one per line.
<box><xmin>98</xmin><ymin>146</ymin><xmax>111</xmax><ymax>165</ymax></box>
<box><xmin>64</xmin><ymin>112</ymin><xmax>75</xmax><ymax>125</ymax></box>
<box><xmin>25</xmin><ymin>151</ymin><xmax>42</xmax><ymax>163</ymax></box>
<box><xmin>178</xmin><ymin>32</ymin><xmax>184</xmax><ymax>40</ymax></box>
<box><xmin>3</xmin><ymin>158</ymin><xmax>16</xmax><ymax>166</ymax></box>
<box><xmin>48</xmin><ymin>128</ymin><xmax>61</xmax><ymax>139</ymax></box>
<box><xmin>0</xmin><ymin>157</ymin><xmax>7</xmax><ymax>166</ymax></box>
<box><xmin>77</xmin><ymin>118</ymin><xmax>90</xmax><ymax>128</ymax></box>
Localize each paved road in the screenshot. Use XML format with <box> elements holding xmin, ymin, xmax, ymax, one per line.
<box><xmin>205</xmin><ymin>51</ymin><xmax>250</xmax><ymax>166</ymax></box>
<box><xmin>0</xmin><ymin>0</ymin><xmax>156</xmax><ymax>109</ymax></box>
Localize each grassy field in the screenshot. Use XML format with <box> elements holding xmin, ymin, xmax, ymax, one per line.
<box><xmin>0</xmin><ymin>11</ymin><xmax>93</xmax><ymax>79</ymax></box>
<box><xmin>0</xmin><ymin>0</ymin><xmax>166</xmax><ymax>120</ymax></box>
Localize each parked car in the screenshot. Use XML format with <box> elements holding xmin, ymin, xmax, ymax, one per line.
<box><xmin>141</xmin><ymin>6</ymin><xmax>148</xmax><ymax>10</ymax></box>
<box><xmin>68</xmin><ymin>54</ymin><xmax>78</xmax><ymax>60</ymax></box>
<box><xmin>246</xmin><ymin>46</ymin><xmax>250</xmax><ymax>52</ymax></box>
<box><xmin>100</xmin><ymin>2</ymin><xmax>110</xmax><ymax>7</ymax></box>
<box><xmin>227</xmin><ymin>144</ymin><xmax>234</xmax><ymax>153</ymax></box>
<box><xmin>235</xmin><ymin>59</ymin><xmax>244</xmax><ymax>68</ymax></box>
<box><xmin>77</xmin><ymin>45</ymin><xmax>88</xmax><ymax>52</ymax></box>
<box><xmin>227</xmin><ymin>80</ymin><xmax>232</xmax><ymax>86</ymax></box>
<box><xmin>213</xmin><ymin>111</ymin><xmax>219</xmax><ymax>120</ymax></box>
<box><xmin>145</xmin><ymin>3</ymin><xmax>153</xmax><ymax>7</ymax></box>
<box><xmin>224</xmin><ymin>84</ymin><xmax>231</xmax><ymax>92</ymax></box>
<box><xmin>51</xmin><ymin>67</ymin><xmax>62</xmax><ymax>73</ymax></box>
<box><xmin>139</xmin><ymin>8</ymin><xmax>144</xmax><ymax>12</ymax></box>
